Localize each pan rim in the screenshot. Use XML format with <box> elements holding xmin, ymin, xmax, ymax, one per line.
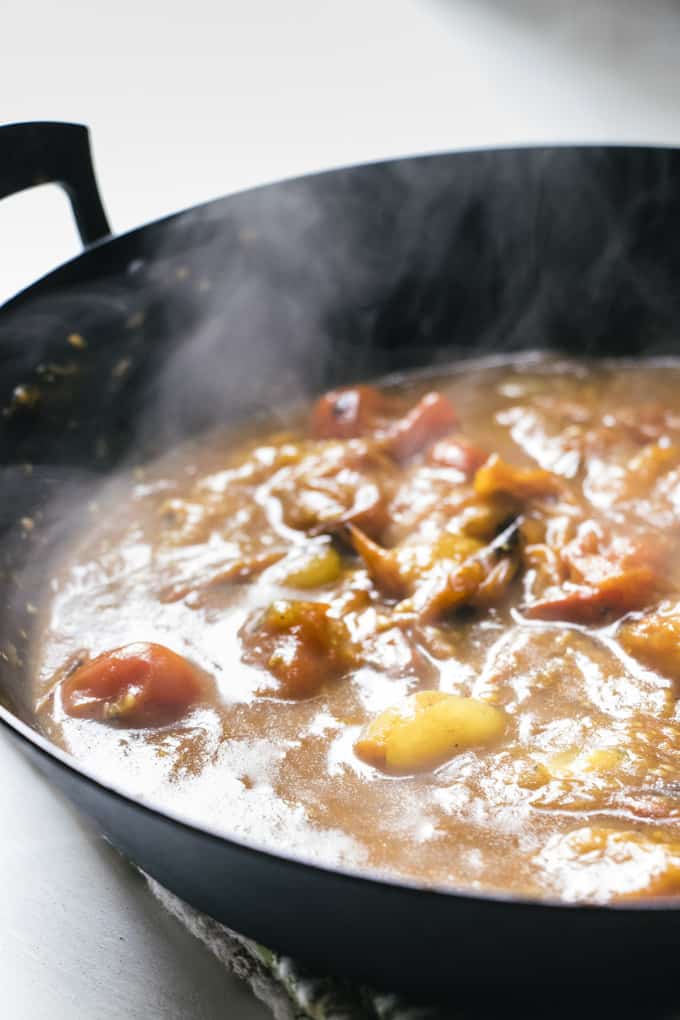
<box><xmin>3</xmin><ymin>140</ymin><xmax>680</xmax><ymax>313</ymax></box>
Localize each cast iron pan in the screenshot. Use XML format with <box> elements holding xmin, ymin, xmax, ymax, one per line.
<box><xmin>1</xmin><ymin>122</ymin><xmax>680</xmax><ymax>1005</ymax></box>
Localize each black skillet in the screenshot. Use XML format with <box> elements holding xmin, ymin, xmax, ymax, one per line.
<box><xmin>1</xmin><ymin>122</ymin><xmax>680</xmax><ymax>1002</ymax></box>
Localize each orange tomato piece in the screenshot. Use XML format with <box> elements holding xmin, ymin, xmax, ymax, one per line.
<box><xmin>61</xmin><ymin>643</ymin><xmax>205</xmax><ymax>726</ymax></box>
<box><xmin>474</xmin><ymin>454</ymin><xmax>563</xmax><ymax>501</ymax></box>
<box><xmin>241</xmin><ymin>600</ymin><xmax>355</xmax><ymax>699</ymax></box>
<box><xmin>619</xmin><ymin>604</ymin><xmax>680</xmax><ymax>682</ymax></box>
<box><xmin>346</xmin><ymin>524</ymin><xmax>408</xmax><ymax>598</ymax></box>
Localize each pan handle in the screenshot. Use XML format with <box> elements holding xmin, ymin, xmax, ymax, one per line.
<box><xmin>0</xmin><ymin>121</ymin><xmax>111</xmax><ymax>246</ymax></box>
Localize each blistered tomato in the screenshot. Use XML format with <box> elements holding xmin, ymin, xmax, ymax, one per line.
<box><xmin>61</xmin><ymin>642</ymin><xmax>205</xmax><ymax>726</ymax></box>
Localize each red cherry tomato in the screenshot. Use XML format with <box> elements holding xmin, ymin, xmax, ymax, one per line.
<box><xmin>61</xmin><ymin>642</ymin><xmax>204</xmax><ymax>726</ymax></box>
<box><xmin>309</xmin><ymin>385</ymin><xmax>392</xmax><ymax>439</ymax></box>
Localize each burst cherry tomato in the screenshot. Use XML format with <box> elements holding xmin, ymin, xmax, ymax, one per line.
<box><xmin>310</xmin><ymin>385</ymin><xmax>392</xmax><ymax>440</ymax></box>
<box><xmin>61</xmin><ymin>642</ymin><xmax>205</xmax><ymax>726</ymax></box>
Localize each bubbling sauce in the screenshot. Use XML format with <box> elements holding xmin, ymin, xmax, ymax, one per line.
<box><xmin>35</xmin><ymin>356</ymin><xmax>680</xmax><ymax>902</ymax></box>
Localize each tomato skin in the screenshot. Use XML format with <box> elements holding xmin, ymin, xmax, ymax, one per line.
<box><xmin>241</xmin><ymin>600</ymin><xmax>355</xmax><ymax>699</ymax></box>
<box><xmin>427</xmin><ymin>434</ymin><xmax>488</xmax><ymax>475</ymax></box>
<box><xmin>383</xmin><ymin>392</ymin><xmax>458</xmax><ymax>462</ymax></box>
<box><xmin>474</xmin><ymin>454</ymin><xmax>563</xmax><ymax>500</ymax></box>
<box><xmin>525</xmin><ymin>567</ymin><xmax>658</xmax><ymax>624</ymax></box>
<box><xmin>61</xmin><ymin>643</ymin><xmax>204</xmax><ymax>726</ymax></box>
<box><xmin>310</xmin><ymin>386</ymin><xmax>458</xmax><ymax>462</ymax></box>
<box><xmin>310</xmin><ymin>385</ymin><xmax>390</xmax><ymax>439</ymax></box>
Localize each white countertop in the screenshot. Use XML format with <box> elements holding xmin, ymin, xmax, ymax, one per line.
<box><xmin>2</xmin><ymin>0</ymin><xmax>680</xmax><ymax>1016</ymax></box>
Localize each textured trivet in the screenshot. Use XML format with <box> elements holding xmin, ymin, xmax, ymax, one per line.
<box><xmin>146</xmin><ymin>876</ymin><xmax>449</xmax><ymax>1020</ymax></box>
<box><xmin>146</xmin><ymin>875</ymin><xmax>680</xmax><ymax>1020</ymax></box>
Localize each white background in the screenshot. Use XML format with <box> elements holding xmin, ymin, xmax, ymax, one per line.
<box><xmin>2</xmin><ymin>1</ymin><xmax>680</xmax><ymax>1016</ymax></box>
